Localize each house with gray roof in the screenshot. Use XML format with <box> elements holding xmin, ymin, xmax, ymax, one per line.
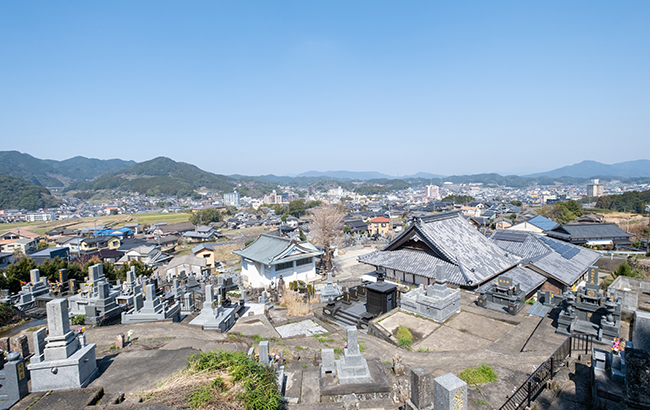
<box><xmin>544</xmin><ymin>223</ymin><xmax>633</xmax><ymax>248</ymax></box>
<box><xmin>509</xmin><ymin>215</ymin><xmax>558</xmax><ymax>234</ymax></box>
<box><xmin>358</xmin><ymin>211</ymin><xmax>519</xmax><ymax>289</ymax></box>
<box><xmin>232</xmin><ymin>234</ymin><xmax>323</xmax><ymax>288</ymax></box>
<box><xmin>490</xmin><ymin>229</ymin><xmax>601</xmax><ymax>295</ymax></box>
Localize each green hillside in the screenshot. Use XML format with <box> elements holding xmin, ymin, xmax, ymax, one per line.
<box><xmin>0</xmin><ymin>151</ymin><xmax>135</xmax><ymax>187</ymax></box>
<box><xmin>69</xmin><ymin>157</ymin><xmax>235</xmax><ymax>196</ymax></box>
<box><xmin>0</xmin><ymin>175</ymin><xmax>60</xmax><ymax>210</ymax></box>
<box><xmin>596</xmin><ymin>190</ymin><xmax>650</xmax><ymax>213</ymax></box>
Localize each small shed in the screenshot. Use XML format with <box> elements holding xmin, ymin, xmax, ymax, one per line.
<box><xmin>365</xmin><ymin>278</ymin><xmax>398</xmax><ymax>316</ymax></box>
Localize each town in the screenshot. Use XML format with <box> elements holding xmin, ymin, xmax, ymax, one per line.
<box><xmin>0</xmin><ymin>156</ymin><xmax>649</xmax><ymax>410</ymax></box>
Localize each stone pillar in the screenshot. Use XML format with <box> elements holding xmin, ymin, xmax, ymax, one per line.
<box><xmin>10</xmin><ymin>335</ymin><xmax>29</xmax><ymax>358</ymax></box>
<box><xmin>89</xmin><ymin>263</ymin><xmax>103</xmax><ymax>282</ymax></box>
<box><xmin>259</xmin><ymin>341</ymin><xmax>270</xmax><ymax>366</ymax></box>
<box><xmin>58</xmin><ymin>269</ymin><xmax>68</xmax><ymax>283</ymax></box>
<box><xmin>115</xmin><ymin>334</ymin><xmax>125</xmax><ymax>349</ymax></box>
<box><xmin>204</xmin><ymin>284</ymin><xmax>214</xmax><ymax>310</ymax></box>
<box><xmin>30</xmin><ymin>269</ymin><xmax>41</xmax><ymax>284</ymax></box>
<box><xmin>0</xmin><ymin>352</ymin><xmax>29</xmax><ymax>409</ymax></box>
<box><xmin>633</xmin><ymin>311</ymin><xmax>650</xmax><ymax>353</ymax></box>
<box><xmin>31</xmin><ymin>328</ymin><xmax>47</xmax><ymax>363</ymax></box>
<box><xmin>321</xmin><ymin>348</ymin><xmax>336</xmax><ymax>377</ymax></box>
<box><xmin>43</xmin><ymin>298</ymin><xmax>79</xmax><ymax>362</ymax></box>
<box><xmin>410</xmin><ymin>367</ymin><xmax>434</xmax><ymax>410</ymax></box>
<box><xmin>346</xmin><ymin>326</ymin><xmax>360</xmax><ymax>356</ymax></box>
<box><xmin>434</xmin><ymin>373</ymin><xmax>467</xmax><ymax>410</ymax></box>
<box><xmin>0</xmin><ymin>337</ymin><xmax>10</xmax><ymax>353</ymax></box>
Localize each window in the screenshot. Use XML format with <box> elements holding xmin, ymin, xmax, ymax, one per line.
<box><xmin>296</xmin><ymin>257</ymin><xmax>312</xmax><ymax>266</ymax></box>
<box><xmin>275</xmin><ymin>261</ymin><xmax>293</xmax><ymax>271</ymax></box>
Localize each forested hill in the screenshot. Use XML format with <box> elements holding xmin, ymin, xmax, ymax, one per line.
<box><xmin>0</xmin><ymin>151</ymin><xmax>135</xmax><ymax>187</ymax></box>
<box><xmin>68</xmin><ymin>157</ymin><xmax>236</xmax><ymax>197</ymax></box>
<box><xmin>596</xmin><ymin>190</ymin><xmax>650</xmax><ymax>213</ymax></box>
<box><xmin>0</xmin><ymin>175</ymin><xmax>60</xmax><ymax>210</ymax></box>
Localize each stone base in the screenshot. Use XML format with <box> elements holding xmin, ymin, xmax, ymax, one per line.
<box><xmin>320</xmin><ymin>359</ymin><xmax>390</xmax><ymax>401</ymax></box>
<box><xmin>189</xmin><ymin>307</ymin><xmax>237</xmax><ymax>332</ymax></box>
<box><xmin>480</xmin><ymin>299</ymin><xmax>524</xmax><ymax>316</ymax></box>
<box><xmin>121</xmin><ymin>304</ymin><xmax>181</xmax><ymax>324</ymax></box>
<box><xmin>28</xmin><ymin>344</ymin><xmax>98</xmax><ymax>392</ymax></box>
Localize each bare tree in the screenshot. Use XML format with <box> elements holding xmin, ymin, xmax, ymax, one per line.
<box><xmin>309</xmin><ymin>203</ymin><xmax>345</xmax><ymax>272</ymax></box>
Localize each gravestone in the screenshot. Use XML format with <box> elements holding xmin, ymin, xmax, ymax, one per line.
<box><xmin>625</xmin><ymin>348</ymin><xmax>650</xmax><ymax>408</ymax></box>
<box><xmin>556</xmin><ymin>266</ymin><xmax>622</xmax><ymax>343</ymax></box>
<box><xmin>121</xmin><ymin>283</ymin><xmax>181</xmax><ymax>323</ymax></box>
<box><xmin>115</xmin><ymin>334</ymin><xmax>125</xmax><ymax>349</ymax></box>
<box><xmin>14</xmin><ymin>269</ymin><xmax>50</xmax><ymax>310</ymax></box>
<box><xmin>58</xmin><ymin>268</ymin><xmax>68</xmax><ymax>283</ymax></box>
<box><xmin>434</xmin><ymin>373</ymin><xmax>467</xmax><ymax>410</ymax></box>
<box><xmin>31</xmin><ymin>328</ymin><xmax>47</xmax><ymax>363</ymax></box>
<box><xmin>410</xmin><ymin>367</ymin><xmax>434</xmax><ymax>410</ymax></box>
<box><xmin>477</xmin><ymin>275</ymin><xmax>526</xmax><ymax>315</ymax></box>
<box><xmin>28</xmin><ymin>298</ymin><xmax>98</xmax><ymax>391</ymax></box>
<box><xmin>258</xmin><ymin>291</ymin><xmax>273</xmax><ymax>309</ymax></box>
<box><xmin>633</xmin><ymin>311</ymin><xmax>650</xmax><ymax>353</ymax></box>
<box><xmin>365</xmin><ymin>274</ymin><xmax>398</xmax><ymax>316</ymax></box>
<box><xmin>321</xmin><ymin>348</ymin><xmax>336</xmax><ymax>377</ymax></box>
<box><xmin>259</xmin><ymin>341</ymin><xmax>270</xmax><ymax>366</ymax></box>
<box><xmin>335</xmin><ymin>326</ymin><xmax>372</xmax><ymax>384</ymax></box>
<box><xmin>401</xmin><ymin>264</ymin><xmax>461</xmax><ymax>322</ymax></box>
<box><xmin>320</xmin><ymin>272</ymin><xmax>342</xmax><ymax>303</ymax></box>
<box><xmin>189</xmin><ymin>284</ymin><xmax>237</xmax><ymax>332</ymax></box>
<box><xmin>0</xmin><ymin>352</ymin><xmax>29</xmax><ymax>409</ymax></box>
<box><xmin>10</xmin><ymin>335</ymin><xmax>29</xmax><ymax>358</ymax></box>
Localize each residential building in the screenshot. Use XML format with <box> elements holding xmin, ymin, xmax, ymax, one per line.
<box><xmin>162</xmin><ymin>254</ymin><xmax>207</xmax><ymax>278</ymax></box>
<box><xmin>425</xmin><ymin>185</ymin><xmax>441</xmax><ymax>200</ymax></box>
<box><xmin>544</xmin><ymin>223</ymin><xmax>633</xmax><ymax>248</ymax></box>
<box><xmin>368</xmin><ymin>216</ymin><xmax>391</xmax><ymax>237</ymax></box>
<box><xmin>232</xmin><ymin>234</ymin><xmax>323</xmax><ymax>288</ymax></box>
<box><xmin>116</xmin><ymin>245</ymin><xmax>171</xmax><ymax>267</ymax></box>
<box><xmin>192</xmin><ymin>244</ymin><xmax>217</xmax><ymax>268</ymax></box>
<box><xmin>1</xmin><ymin>238</ymin><xmax>38</xmax><ymax>255</ymax></box>
<box><xmin>29</xmin><ymin>247</ymin><xmax>70</xmax><ymax>265</ymax></box>
<box><xmin>0</xmin><ymin>252</ymin><xmax>13</xmax><ymax>269</ymax></box>
<box><xmin>79</xmin><ymin>236</ymin><xmax>121</xmax><ymax>253</ymax></box>
<box><xmin>586</xmin><ymin>179</ymin><xmax>604</xmax><ymax>198</ymax></box>
<box><xmin>223</xmin><ymin>192</ymin><xmax>240</xmax><ymax>208</ymax></box>
<box><xmin>25</xmin><ymin>212</ymin><xmax>56</xmax><ymax>222</ymax></box>
<box><xmin>509</xmin><ymin>215</ymin><xmax>558</xmax><ymax>234</ymax></box>
<box><xmin>182</xmin><ymin>226</ymin><xmax>220</xmax><ymax>242</ymax></box>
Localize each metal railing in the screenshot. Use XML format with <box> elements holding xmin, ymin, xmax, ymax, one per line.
<box><xmin>499</xmin><ymin>333</ymin><xmax>592</xmax><ymax>410</ymax></box>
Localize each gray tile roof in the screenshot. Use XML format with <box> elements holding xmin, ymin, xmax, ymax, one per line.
<box><xmin>545</xmin><ymin>223</ymin><xmax>633</xmax><ymax>241</ymax></box>
<box><xmin>359</xmin><ymin>211</ymin><xmax>518</xmax><ymax>287</ymax></box>
<box><xmin>478</xmin><ymin>266</ymin><xmax>546</xmax><ymax>296</ymax></box>
<box><xmin>232</xmin><ymin>234</ymin><xmax>322</xmax><ymax>265</ymax></box>
<box><xmin>490</xmin><ymin>230</ymin><xmax>601</xmax><ymax>286</ymax></box>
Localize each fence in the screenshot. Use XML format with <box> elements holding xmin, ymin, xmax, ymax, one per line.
<box><xmin>499</xmin><ymin>333</ymin><xmax>592</xmax><ymax>410</ymax></box>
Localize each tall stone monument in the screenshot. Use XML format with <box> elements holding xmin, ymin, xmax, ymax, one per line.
<box><xmin>14</xmin><ymin>269</ymin><xmax>50</xmax><ymax>311</ymax></box>
<box><xmin>28</xmin><ymin>299</ymin><xmax>98</xmax><ymax>391</ymax></box>
<box><xmin>320</xmin><ymin>272</ymin><xmax>342</xmax><ymax>303</ymax></box>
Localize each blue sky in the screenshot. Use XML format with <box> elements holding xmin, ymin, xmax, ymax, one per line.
<box><xmin>1</xmin><ymin>1</ymin><xmax>649</xmax><ymax>177</ymax></box>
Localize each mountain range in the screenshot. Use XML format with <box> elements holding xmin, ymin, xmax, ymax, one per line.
<box><xmin>1</xmin><ymin>151</ymin><xmax>650</xmax><ymax>210</ymax></box>
<box><xmin>525</xmin><ymin>160</ymin><xmax>650</xmax><ymax>178</ymax></box>
<box><xmin>0</xmin><ymin>151</ymin><xmax>135</xmax><ymax>187</ymax></box>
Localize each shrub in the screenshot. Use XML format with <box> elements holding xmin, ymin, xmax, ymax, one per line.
<box><xmin>188</xmin><ymin>350</ymin><xmax>281</xmax><ymax>410</ymax></box>
<box><xmin>396</xmin><ymin>326</ymin><xmax>413</xmax><ymax>348</ymax></box>
<box><xmin>70</xmin><ymin>315</ymin><xmax>86</xmax><ymax>326</ymax></box>
<box><xmin>459</xmin><ymin>364</ymin><xmax>498</xmax><ymax>385</ymax></box>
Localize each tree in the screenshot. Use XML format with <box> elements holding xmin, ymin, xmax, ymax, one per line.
<box><xmin>287</xmin><ymin>199</ymin><xmax>307</xmax><ymax>217</ymax></box>
<box><xmin>441</xmin><ymin>195</ymin><xmax>475</xmax><ymax>204</ymax></box>
<box><xmin>189</xmin><ymin>208</ymin><xmax>221</xmax><ymax>225</ymax></box>
<box><xmin>309</xmin><ymin>203</ymin><xmax>345</xmax><ymax>272</ymax></box>
<box><xmin>510</xmin><ymin>200</ymin><xmax>522</xmax><ymax>207</ymax></box>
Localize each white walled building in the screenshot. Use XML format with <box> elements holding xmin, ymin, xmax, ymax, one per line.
<box><xmin>232</xmin><ymin>234</ymin><xmax>323</xmax><ymax>288</ymax></box>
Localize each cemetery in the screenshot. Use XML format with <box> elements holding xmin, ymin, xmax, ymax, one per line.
<box><xmin>0</xmin><ymin>243</ymin><xmax>647</xmax><ymax>410</ymax></box>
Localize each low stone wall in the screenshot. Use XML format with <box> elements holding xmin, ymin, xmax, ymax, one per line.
<box><xmin>595</xmin><ymin>256</ymin><xmax>628</xmax><ymax>272</ymax></box>
<box><xmin>368</xmin><ymin>311</ymin><xmax>397</xmax><ymax>346</ymax></box>
<box><xmin>609</xmin><ymin>276</ymin><xmax>650</xmax><ymax>314</ymax></box>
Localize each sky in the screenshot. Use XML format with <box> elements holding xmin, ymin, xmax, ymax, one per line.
<box><xmin>1</xmin><ymin>1</ymin><xmax>649</xmax><ymax>177</ymax></box>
